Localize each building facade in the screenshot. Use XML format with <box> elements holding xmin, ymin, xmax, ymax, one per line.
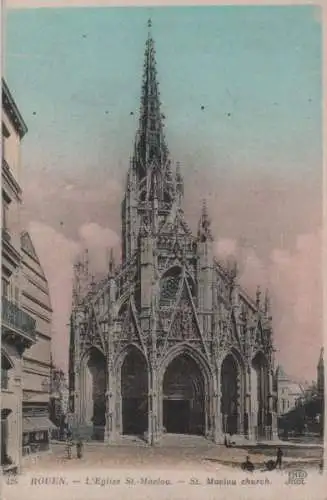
<box><xmin>1</xmin><ymin>80</ymin><xmax>36</xmax><ymax>472</ymax></box>
<box><xmin>49</xmin><ymin>363</ymin><xmax>69</xmax><ymax>438</ymax></box>
<box><xmin>20</xmin><ymin>231</ymin><xmax>55</xmax><ymax>455</ymax></box>
<box><xmin>275</xmin><ymin>365</ymin><xmax>304</xmax><ymax>417</ymax></box>
<box><xmin>317</xmin><ymin>348</ymin><xmax>324</xmax><ymax>400</ymax></box>
<box><xmin>69</xmin><ymin>23</ymin><xmax>278</xmax><ymax>445</ymax></box>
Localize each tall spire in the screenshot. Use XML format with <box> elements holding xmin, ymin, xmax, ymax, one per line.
<box><xmin>198</xmin><ymin>199</ymin><xmax>213</xmax><ymax>242</ymax></box>
<box><xmin>133</xmin><ymin>19</ymin><xmax>170</xmax><ymax>196</ymax></box>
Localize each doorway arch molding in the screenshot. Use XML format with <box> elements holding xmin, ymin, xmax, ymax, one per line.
<box><xmin>157</xmin><ymin>343</ymin><xmax>214</xmax><ymax>437</ymax></box>
<box><xmin>158</xmin><ymin>343</ymin><xmax>213</xmax><ymax>388</ymax></box>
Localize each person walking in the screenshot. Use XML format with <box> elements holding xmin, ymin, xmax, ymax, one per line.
<box><xmin>76</xmin><ymin>439</ymin><xmax>83</xmax><ymax>459</ymax></box>
<box><xmin>241</xmin><ymin>455</ymin><xmax>254</xmax><ymax>472</ymax></box>
<box><xmin>276</xmin><ymin>447</ymin><xmax>283</xmax><ymax>469</ymax></box>
<box><xmin>66</xmin><ymin>438</ymin><xmax>73</xmax><ymax>460</ymax></box>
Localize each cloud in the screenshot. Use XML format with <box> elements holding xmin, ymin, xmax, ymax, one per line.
<box><xmin>28</xmin><ymin>221</ymin><xmax>80</xmax><ymax>371</ymax></box>
<box><xmin>28</xmin><ymin>220</ymin><xmax>120</xmax><ymax>371</ymax></box>
<box><xmin>213</xmin><ymin>230</ymin><xmax>322</xmax><ymax>382</ymax></box>
<box><xmin>21</xmin><ymin>167</ymin><xmax>123</xmax><ymax>241</ymax></box>
<box><xmin>270</xmin><ymin>231</ymin><xmax>322</xmax><ymax>380</ymax></box>
<box><xmin>78</xmin><ymin>222</ymin><xmax>120</xmax><ymax>273</ymax></box>
<box><xmin>215</xmin><ymin>238</ymin><xmax>237</xmax><ymax>259</ymax></box>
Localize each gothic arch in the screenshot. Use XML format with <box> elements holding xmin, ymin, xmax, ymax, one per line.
<box><xmin>220</xmin><ymin>348</ymin><xmax>245</xmax><ymax>435</ymax></box>
<box><xmin>159</xmin><ymin>265</ymin><xmax>196</xmax><ymax>299</ymax></box>
<box><xmin>158</xmin><ymin>343</ymin><xmax>212</xmax><ymax>384</ymax></box>
<box><xmin>158</xmin><ymin>343</ymin><xmax>213</xmax><ymax>436</ymax></box>
<box><xmin>79</xmin><ymin>346</ymin><xmax>106</xmax><ymax>440</ymax></box>
<box><xmin>117</xmin><ymin>344</ymin><xmax>149</xmax><ymax>436</ymax></box>
<box><xmin>114</xmin><ymin>342</ymin><xmax>149</xmax><ymax>372</ymax></box>
<box><xmin>251</xmin><ymin>350</ymin><xmax>269</xmax><ymax>438</ymax></box>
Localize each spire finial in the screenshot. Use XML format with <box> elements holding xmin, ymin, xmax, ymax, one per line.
<box><xmin>264</xmin><ymin>288</ymin><xmax>270</xmax><ymax>314</ymax></box>
<box><xmin>202</xmin><ymin>198</ymin><xmax>208</xmax><ymax>218</ymax></box>
<box><xmin>256</xmin><ymin>285</ymin><xmax>261</xmax><ymax>308</ymax></box>
<box><xmin>131</xmin><ymin>19</ymin><xmax>169</xmax><ymax>195</ymax></box>
<box><xmin>84</xmin><ymin>248</ymin><xmax>89</xmax><ymax>278</ymax></box>
<box><xmin>108</xmin><ymin>248</ymin><xmax>115</xmax><ymax>277</ymax></box>
<box><xmin>198</xmin><ymin>198</ymin><xmax>213</xmax><ymax>242</ymax></box>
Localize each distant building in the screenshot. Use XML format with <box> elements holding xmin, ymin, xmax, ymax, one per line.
<box><xmin>49</xmin><ymin>363</ymin><xmax>69</xmax><ymax>437</ymax></box>
<box><xmin>275</xmin><ymin>365</ymin><xmax>304</xmax><ymax>416</ymax></box>
<box><xmin>317</xmin><ymin>348</ymin><xmax>324</xmax><ymax>399</ymax></box>
<box><xmin>1</xmin><ymin>79</ymin><xmax>36</xmax><ymax>473</ymax></box>
<box><xmin>20</xmin><ymin>231</ymin><xmax>55</xmax><ymax>455</ymax></box>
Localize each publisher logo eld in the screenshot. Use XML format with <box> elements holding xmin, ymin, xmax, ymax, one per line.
<box><xmin>286</xmin><ymin>469</ymin><xmax>308</xmax><ymax>485</ymax></box>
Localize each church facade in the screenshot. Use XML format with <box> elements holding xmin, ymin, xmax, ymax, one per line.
<box><xmin>69</xmin><ymin>23</ymin><xmax>278</xmax><ymax>445</ymax></box>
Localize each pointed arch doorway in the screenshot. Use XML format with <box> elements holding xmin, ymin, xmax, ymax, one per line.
<box><xmin>162</xmin><ymin>353</ymin><xmax>205</xmax><ymax>435</ymax></box>
<box><xmin>121</xmin><ymin>347</ymin><xmax>148</xmax><ymax>436</ymax></box>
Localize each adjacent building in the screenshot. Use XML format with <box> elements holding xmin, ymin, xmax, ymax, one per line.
<box><xmin>49</xmin><ymin>362</ymin><xmax>69</xmax><ymax>438</ymax></box>
<box><xmin>2</xmin><ymin>79</ymin><xmax>54</xmax><ymax>471</ymax></box>
<box><xmin>20</xmin><ymin>231</ymin><xmax>55</xmax><ymax>455</ymax></box>
<box><xmin>275</xmin><ymin>365</ymin><xmax>304</xmax><ymax>416</ymax></box>
<box><xmin>1</xmin><ymin>79</ymin><xmax>35</xmax><ymax>472</ymax></box>
<box><xmin>317</xmin><ymin>348</ymin><xmax>324</xmax><ymax>400</ymax></box>
<box><xmin>69</xmin><ymin>22</ymin><xmax>278</xmax><ymax>445</ymax></box>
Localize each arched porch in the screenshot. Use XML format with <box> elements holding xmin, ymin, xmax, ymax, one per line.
<box><xmin>115</xmin><ymin>344</ymin><xmax>148</xmax><ymax>438</ymax></box>
<box><xmin>79</xmin><ymin>346</ymin><xmax>106</xmax><ymax>440</ymax></box>
<box><xmin>157</xmin><ymin>345</ymin><xmax>213</xmax><ymax>441</ymax></box>
<box><xmin>220</xmin><ymin>350</ymin><xmax>245</xmax><ymax>436</ymax></box>
<box><xmin>251</xmin><ymin>351</ymin><xmax>269</xmax><ymax>439</ymax></box>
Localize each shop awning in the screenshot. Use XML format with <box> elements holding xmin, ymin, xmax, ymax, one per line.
<box><xmin>23</xmin><ymin>416</ymin><xmax>58</xmax><ymax>433</ymax></box>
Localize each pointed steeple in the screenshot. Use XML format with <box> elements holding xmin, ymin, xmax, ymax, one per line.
<box><xmin>108</xmin><ymin>248</ymin><xmax>115</xmax><ymax>277</ymax></box>
<box><xmin>256</xmin><ymin>285</ymin><xmax>261</xmax><ymax>309</ymax></box>
<box><xmin>132</xmin><ymin>20</ymin><xmax>173</xmax><ymax>202</ymax></box>
<box><xmin>175</xmin><ymin>161</ymin><xmax>184</xmax><ymax>202</ymax></box>
<box><xmin>264</xmin><ymin>288</ymin><xmax>272</xmax><ymax>318</ymax></box>
<box><xmin>198</xmin><ymin>199</ymin><xmax>213</xmax><ymax>242</ymax></box>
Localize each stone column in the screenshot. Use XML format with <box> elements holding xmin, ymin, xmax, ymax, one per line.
<box><xmin>157</xmin><ymin>379</ymin><xmax>164</xmax><ymax>440</ymax></box>
<box><xmin>213</xmin><ymin>370</ymin><xmax>223</xmax><ymax>444</ymax></box>
<box><xmin>245</xmin><ymin>367</ymin><xmax>254</xmax><ymax>441</ymax></box>
<box><xmin>148</xmin><ymin>367</ymin><xmax>159</xmax><ymax>446</ymax></box>
<box><xmin>267</xmin><ymin>370</ymin><xmax>278</xmax><ymax>440</ymax></box>
<box><xmin>104</xmin><ymin>355</ymin><xmax>116</xmax><ymax>444</ymax></box>
<box><xmin>115</xmin><ymin>376</ymin><xmax>122</xmax><ymax>436</ymax></box>
<box><xmin>236</xmin><ymin>368</ymin><xmax>243</xmax><ymax>435</ymax></box>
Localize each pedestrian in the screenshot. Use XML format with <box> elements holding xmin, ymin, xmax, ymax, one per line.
<box><xmin>276</xmin><ymin>447</ymin><xmax>283</xmax><ymax>469</ymax></box>
<box><xmin>66</xmin><ymin>439</ymin><xmax>73</xmax><ymax>460</ymax></box>
<box><xmin>241</xmin><ymin>455</ymin><xmax>254</xmax><ymax>472</ymax></box>
<box><xmin>76</xmin><ymin>439</ymin><xmax>83</xmax><ymax>459</ymax></box>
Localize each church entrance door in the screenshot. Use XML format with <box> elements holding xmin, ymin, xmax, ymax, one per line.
<box><xmin>163</xmin><ymin>399</ymin><xmax>190</xmax><ymax>434</ymax></box>
<box><xmin>121</xmin><ymin>347</ymin><xmax>148</xmax><ymax>436</ymax></box>
<box><xmin>162</xmin><ymin>354</ymin><xmax>205</xmax><ymax>435</ymax></box>
<box><xmin>221</xmin><ymin>354</ymin><xmax>240</xmax><ymax>435</ymax></box>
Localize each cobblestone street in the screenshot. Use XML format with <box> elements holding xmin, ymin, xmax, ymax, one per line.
<box><xmin>21</xmin><ymin>435</ymin><xmax>323</xmax><ymax>473</ymax></box>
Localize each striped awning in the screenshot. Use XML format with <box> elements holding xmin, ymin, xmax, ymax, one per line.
<box><xmin>23</xmin><ymin>416</ymin><xmax>58</xmax><ymax>432</ymax></box>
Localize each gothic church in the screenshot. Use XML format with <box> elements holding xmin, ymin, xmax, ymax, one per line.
<box><xmin>69</xmin><ymin>22</ymin><xmax>278</xmax><ymax>444</ymax></box>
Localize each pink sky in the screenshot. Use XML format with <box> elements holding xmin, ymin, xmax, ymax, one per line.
<box><xmin>21</xmin><ymin>162</ymin><xmax>322</xmax><ymax>383</ymax></box>
<box><xmin>6</xmin><ymin>1</ymin><xmax>323</xmax><ymax>384</ymax></box>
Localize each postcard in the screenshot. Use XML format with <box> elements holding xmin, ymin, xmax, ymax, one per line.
<box><xmin>1</xmin><ymin>1</ymin><xmax>325</xmax><ymax>499</ymax></box>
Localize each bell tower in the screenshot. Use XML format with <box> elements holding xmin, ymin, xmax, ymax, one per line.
<box><xmin>121</xmin><ymin>19</ymin><xmax>177</xmax><ymax>263</ymax></box>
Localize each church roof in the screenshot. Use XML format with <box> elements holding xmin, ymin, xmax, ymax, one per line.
<box><xmin>134</xmin><ymin>19</ymin><xmax>169</xmax><ymax>171</ymax></box>
<box><xmin>276</xmin><ymin>364</ymin><xmax>288</xmax><ymax>380</ymax></box>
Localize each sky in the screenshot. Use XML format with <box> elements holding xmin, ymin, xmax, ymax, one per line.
<box><xmin>4</xmin><ymin>3</ymin><xmax>323</xmax><ymax>382</ymax></box>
